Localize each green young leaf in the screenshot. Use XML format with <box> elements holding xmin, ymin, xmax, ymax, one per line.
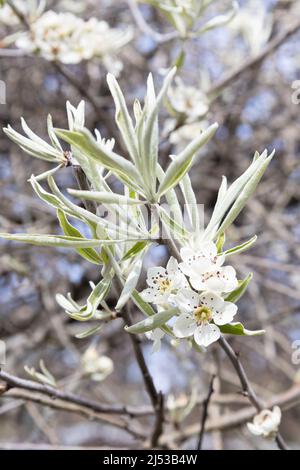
<box><xmin>216</xmin><ymin>232</ymin><xmax>226</xmax><ymax>254</ymax></box>
<box><xmin>157</xmin><ymin>123</ymin><xmax>218</xmax><ymax>198</ymax></box>
<box><xmin>219</xmin><ymin>322</ymin><xmax>265</xmax><ymax>336</ymax></box>
<box><xmin>225</xmin><ymin>273</ymin><xmax>253</xmax><ymax>303</ymax></box>
<box><xmin>55</xmin><ymin>127</ymin><xmax>144</xmax><ymax>195</ymax></box>
<box><xmin>224</xmin><ymin>235</ymin><xmax>257</xmax><ymax>257</ymax></box>
<box><xmin>68</xmin><ymin>189</ymin><xmax>145</xmax><ymax>206</ymax></box>
<box><xmin>125</xmin><ymin>308</ymin><xmax>177</xmax><ymax>334</ymax></box>
<box><xmin>115</xmin><ymin>258</ymin><xmax>144</xmax><ymax>311</ymax></box>
<box><xmin>0</xmin><ymin>233</ymin><xmax>131</xmax><ymax>249</ymax></box>
<box><xmin>57</xmin><ymin>209</ymin><xmax>102</xmax><ymax>265</ymax></box>
<box><xmin>216</xmin><ymin>153</ymin><xmax>275</xmax><ymax>236</ymax></box>
<box><xmin>122</xmin><ymin>241</ymin><xmax>149</xmax><ymax>262</ymax></box>
<box><xmin>106</xmin><ymin>73</ymin><xmax>140</xmax><ymax>167</ymax></box>
<box><xmin>75</xmin><ymin>324</ymin><xmax>103</xmax><ymax>339</ymax></box>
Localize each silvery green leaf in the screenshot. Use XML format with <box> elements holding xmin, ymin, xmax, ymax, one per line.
<box><xmin>24</xmin><ymin>360</ymin><xmax>57</xmax><ymax>387</ymax></box>
<box><xmin>3</xmin><ymin>124</ymin><xmax>63</xmax><ymax>162</ymax></box>
<box><xmin>142</xmin><ymin>68</ymin><xmax>177</xmax><ymax>196</ymax></box>
<box><xmin>197</xmin><ymin>1</ymin><xmax>238</xmax><ymax>35</ymax></box>
<box><xmin>204</xmin><ymin>150</ymin><xmax>273</xmax><ymax>240</ymax></box>
<box><xmin>115</xmin><ymin>257</ymin><xmax>143</xmax><ymax>311</ymax></box>
<box><xmin>66</xmin><ymin>100</ymin><xmax>85</xmax><ymax>130</ymax></box>
<box><xmin>68</xmin><ymin>189</ymin><xmax>145</xmax><ymax>206</ymax></box>
<box><xmin>157</xmin><ymin>164</ymin><xmax>183</xmax><ymax>226</ymax></box>
<box><xmin>219</xmin><ymin>322</ymin><xmax>265</xmax><ymax>337</ymax></box>
<box><xmin>125</xmin><ymin>308</ymin><xmax>177</xmax><ymax>334</ymax></box>
<box><xmin>131</xmin><ymin>290</ymin><xmax>174</xmax><ymax>336</ymax></box>
<box><xmin>33</xmin><ymin>164</ymin><xmax>63</xmax><ymax>182</ymax></box>
<box><xmin>75</xmin><ymin>324</ymin><xmax>103</xmax><ymax>339</ymax></box>
<box><xmin>179</xmin><ymin>173</ymin><xmax>200</xmax><ymax>232</ymax></box>
<box><xmin>47</xmin><ymin>114</ymin><xmax>63</xmax><ymax>152</ymax></box>
<box><xmin>106</xmin><ymin>74</ymin><xmax>140</xmax><ymax>166</ymax></box>
<box><xmin>0</xmin><ymin>233</ymin><xmax>120</xmax><ymax>248</ymax></box>
<box><xmin>157</xmin><ymin>123</ymin><xmax>218</xmax><ymax>198</ymax></box>
<box><xmin>55</xmin><ymin>127</ymin><xmax>144</xmax><ymax>195</ymax></box>
<box><xmin>216</xmin><ymin>232</ymin><xmax>226</xmax><ymax>253</ymax></box>
<box><xmin>57</xmin><ymin>275</ymin><xmax>112</xmax><ymax>322</ymax></box>
<box><xmin>216</xmin><ymin>152</ymin><xmax>274</xmax><ymax>236</ymax></box>
<box><xmin>122</xmin><ymin>241</ymin><xmax>149</xmax><ymax>261</ymax></box>
<box><xmin>225</xmin><ymin>273</ymin><xmax>253</xmax><ymax>303</ymax></box>
<box><xmin>224</xmin><ymin>235</ymin><xmax>257</xmax><ymax>257</ymax></box>
<box><xmin>57</xmin><ymin>209</ymin><xmax>102</xmax><ymax>265</ymax></box>
<box><xmin>157</xmin><ymin>205</ymin><xmax>189</xmax><ymax>241</ymax></box>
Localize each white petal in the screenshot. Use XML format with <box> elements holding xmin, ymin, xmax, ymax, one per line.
<box><xmin>180</xmin><ymin>246</ymin><xmax>194</xmax><ymax>262</ymax></box>
<box><xmin>247</xmin><ymin>422</ymin><xmax>263</xmax><ymax>436</ymax></box>
<box><xmin>213</xmin><ymin>301</ymin><xmax>238</xmax><ymax>325</ymax></box>
<box><xmin>199</xmin><ymin>291</ymin><xmax>224</xmax><ymax>311</ymax></box>
<box><xmin>174</xmin><ymin>289</ymin><xmax>199</xmax><ymax>313</ymax></box>
<box><xmin>179</xmin><ymin>261</ymin><xmax>195</xmax><ymax>277</ymax></box>
<box><xmin>166</xmin><ymin>256</ymin><xmax>179</xmax><ymax>275</ymax></box>
<box><xmin>140</xmin><ymin>287</ymin><xmax>157</xmax><ymax>303</ymax></box>
<box><xmin>194</xmin><ymin>323</ymin><xmax>220</xmax><ymax>347</ymax></box>
<box><xmin>202</xmin><ymin>274</ymin><xmax>227</xmax><ymax>292</ymax></box>
<box><xmin>173</xmin><ymin>313</ymin><xmax>196</xmax><ymax>338</ymax></box>
<box><xmin>220</xmin><ymin>265</ymin><xmax>238</xmax><ymax>292</ymax></box>
<box><xmin>272</xmin><ymin>406</ymin><xmax>282</xmax><ymax>427</ymax></box>
<box><xmin>189</xmin><ymin>275</ymin><xmax>207</xmax><ymax>291</ymax></box>
<box><xmin>147</xmin><ymin>267</ymin><xmax>166</xmax><ymax>287</ymax></box>
<box><xmin>200</xmin><ymin>242</ymin><xmax>217</xmax><ymax>258</ymax></box>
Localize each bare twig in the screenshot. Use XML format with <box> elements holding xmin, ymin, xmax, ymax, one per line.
<box><xmin>197</xmin><ymin>375</ymin><xmax>215</xmax><ymax>450</ymax></box>
<box><xmin>127</xmin><ymin>0</ymin><xmax>179</xmax><ymax>43</ymax></box>
<box><xmin>218</xmin><ymin>337</ymin><xmax>288</xmax><ymax>450</ymax></box>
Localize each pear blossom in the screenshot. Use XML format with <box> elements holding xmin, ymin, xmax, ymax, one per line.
<box><xmin>15</xmin><ymin>10</ymin><xmax>132</xmax><ymax>71</ymax></box>
<box><xmin>173</xmin><ymin>288</ymin><xmax>238</xmax><ymax>347</ymax></box>
<box><xmin>81</xmin><ymin>346</ymin><xmax>114</xmax><ymax>382</ymax></box>
<box><xmin>167</xmin><ymin>78</ymin><xmax>209</xmax><ymax>121</ymax></box>
<box><xmin>179</xmin><ymin>243</ymin><xmax>238</xmax><ymax>293</ymax></box>
<box><xmin>146</xmin><ymin>328</ymin><xmax>165</xmax><ymax>353</ymax></box>
<box><xmin>141</xmin><ymin>257</ymin><xmax>188</xmax><ymax>305</ymax></box>
<box><xmin>247</xmin><ymin>406</ymin><xmax>282</xmax><ymax>439</ymax></box>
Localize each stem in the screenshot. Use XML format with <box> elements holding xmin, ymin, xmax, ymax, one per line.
<box><xmin>197</xmin><ymin>375</ymin><xmax>215</xmax><ymax>450</ymax></box>
<box><xmin>218</xmin><ymin>336</ymin><xmax>288</xmax><ymax>450</ymax></box>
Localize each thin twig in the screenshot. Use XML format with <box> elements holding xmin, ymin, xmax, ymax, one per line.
<box><xmin>197</xmin><ymin>375</ymin><xmax>215</xmax><ymax>450</ymax></box>
<box><xmin>209</xmin><ymin>18</ymin><xmax>300</xmax><ymax>96</ymax></box>
<box><xmin>218</xmin><ymin>337</ymin><xmax>288</xmax><ymax>450</ymax></box>
<box><xmin>127</xmin><ymin>0</ymin><xmax>179</xmax><ymax>43</ymax></box>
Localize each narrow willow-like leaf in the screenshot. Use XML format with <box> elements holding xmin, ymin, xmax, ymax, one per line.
<box><xmin>224</xmin><ymin>235</ymin><xmax>257</xmax><ymax>257</ymax></box>
<box><xmin>115</xmin><ymin>258</ymin><xmax>143</xmax><ymax>311</ymax></box>
<box><xmin>122</xmin><ymin>240</ymin><xmax>149</xmax><ymax>262</ymax></box>
<box><xmin>225</xmin><ymin>273</ymin><xmax>253</xmax><ymax>303</ymax></box>
<box><xmin>55</xmin><ymin>128</ymin><xmax>144</xmax><ymax>194</ymax></box>
<box><xmin>0</xmin><ymin>233</ymin><xmax>131</xmax><ymax>248</ymax></box>
<box><xmin>75</xmin><ymin>324</ymin><xmax>103</xmax><ymax>339</ymax></box>
<box><xmin>125</xmin><ymin>308</ymin><xmax>177</xmax><ymax>334</ymax></box>
<box><xmin>219</xmin><ymin>322</ymin><xmax>265</xmax><ymax>336</ymax></box>
<box><xmin>157</xmin><ymin>123</ymin><xmax>218</xmax><ymax>198</ymax></box>
<box><xmin>68</xmin><ymin>189</ymin><xmax>145</xmax><ymax>206</ymax></box>
<box><xmin>57</xmin><ymin>210</ymin><xmax>102</xmax><ymax>265</ymax></box>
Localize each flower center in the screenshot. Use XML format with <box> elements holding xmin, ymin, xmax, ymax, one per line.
<box><xmin>158</xmin><ymin>278</ymin><xmax>173</xmax><ymax>293</ymax></box>
<box><xmin>193</xmin><ymin>306</ymin><xmax>212</xmax><ymax>324</ymax></box>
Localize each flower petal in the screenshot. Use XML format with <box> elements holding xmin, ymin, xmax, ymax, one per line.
<box><xmin>173</xmin><ymin>313</ymin><xmax>196</xmax><ymax>338</ymax></box>
<box><xmin>147</xmin><ymin>266</ymin><xmax>166</xmax><ymax>287</ymax></box>
<box><xmin>213</xmin><ymin>301</ymin><xmax>238</xmax><ymax>325</ymax></box>
<box><xmin>194</xmin><ymin>323</ymin><xmax>220</xmax><ymax>347</ymax></box>
<box><xmin>174</xmin><ymin>288</ymin><xmax>199</xmax><ymax>313</ymax></box>
<box><xmin>166</xmin><ymin>256</ymin><xmax>179</xmax><ymax>275</ymax></box>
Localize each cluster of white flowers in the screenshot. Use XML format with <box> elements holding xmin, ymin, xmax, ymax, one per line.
<box><xmin>141</xmin><ymin>241</ymin><xmax>239</xmax><ymax>348</ymax></box>
<box><xmin>13</xmin><ymin>10</ymin><xmax>132</xmax><ymax>73</ymax></box>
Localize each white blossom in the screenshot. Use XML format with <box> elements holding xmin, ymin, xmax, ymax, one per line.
<box><xmin>247</xmin><ymin>406</ymin><xmax>282</xmax><ymax>439</ymax></box>
<box><xmin>167</xmin><ymin>78</ymin><xmax>209</xmax><ymax>121</ymax></box>
<box><xmin>179</xmin><ymin>242</ymin><xmax>238</xmax><ymax>293</ymax></box>
<box><xmin>141</xmin><ymin>257</ymin><xmax>188</xmax><ymax>305</ymax></box>
<box><xmin>146</xmin><ymin>328</ymin><xmax>165</xmax><ymax>353</ymax></box>
<box><xmin>15</xmin><ymin>10</ymin><xmax>132</xmax><ymax>71</ymax></box>
<box><xmin>173</xmin><ymin>288</ymin><xmax>238</xmax><ymax>347</ymax></box>
<box><xmin>81</xmin><ymin>346</ymin><xmax>114</xmax><ymax>382</ymax></box>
